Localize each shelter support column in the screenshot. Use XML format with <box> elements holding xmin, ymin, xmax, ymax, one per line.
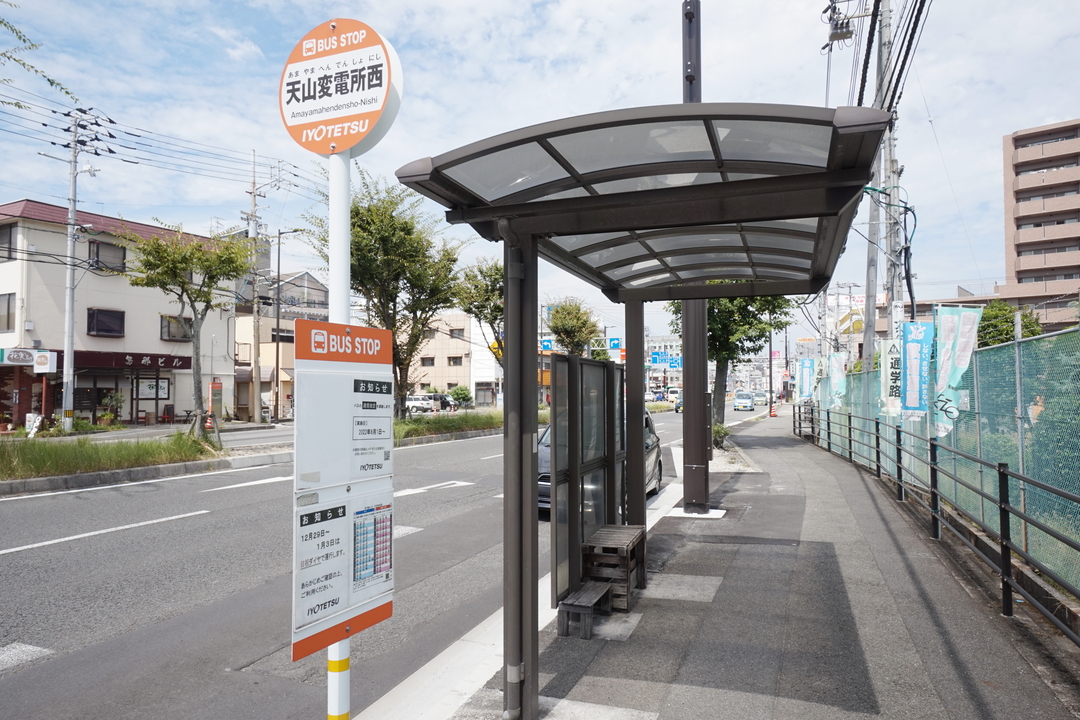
<box><xmin>500</xmin><ymin>220</ymin><xmax>539</xmax><ymax>720</ymax></box>
<box><xmin>625</xmin><ymin>300</ymin><xmax>646</xmax><ymax>525</ymax></box>
<box><xmin>683</xmin><ymin>298</ymin><xmax>709</xmax><ymax>512</ymax></box>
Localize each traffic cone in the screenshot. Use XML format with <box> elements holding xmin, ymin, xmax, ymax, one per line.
<box><xmin>769</xmin><ymin>404</ymin><xmax>778</xmax><ymax>418</ymax></box>
<box><xmin>205</xmin><ymin>414</ymin><xmax>213</xmax><ymax>429</ymax></box>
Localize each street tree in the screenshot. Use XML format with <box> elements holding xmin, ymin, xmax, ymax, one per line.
<box><xmin>455</xmin><ymin>256</ymin><xmax>504</xmax><ymax>369</ymax></box>
<box><xmin>668</xmin><ymin>283</ymin><xmax>796</xmax><ymax>424</ymax></box>
<box><xmin>116</xmin><ymin>224</ymin><xmax>253</xmax><ymax>441</ymax></box>
<box><xmin>306</xmin><ymin>169</ymin><xmax>462</xmax><ymax>418</ymax></box>
<box><xmin>547</xmin><ymin>297</ymin><xmax>601</xmax><ymax>357</ymax></box>
<box><xmin>1</xmin><ymin>1</ymin><xmax>76</xmax><ymax>106</ymax></box>
<box><xmin>978</xmin><ymin>298</ymin><xmax>1042</xmax><ymax>348</ymax></box>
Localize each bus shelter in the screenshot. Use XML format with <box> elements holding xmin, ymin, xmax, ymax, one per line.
<box><xmin>397</xmin><ymin>102</ymin><xmax>890</xmax><ymax>719</ymax></box>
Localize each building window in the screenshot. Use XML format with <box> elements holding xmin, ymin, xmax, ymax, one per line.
<box><xmin>420</xmin><ymin>357</ymin><xmax>435</xmax><ymax>367</ymax></box>
<box><xmin>420</xmin><ymin>383</ymin><xmax>430</xmax><ymax>390</ymax></box>
<box><xmin>90</xmin><ymin>241</ymin><xmax>126</xmax><ymax>272</ymax></box>
<box><xmin>0</xmin><ymin>224</ymin><xmax>12</xmax><ymax>262</ymax></box>
<box><xmin>448</xmin><ymin>356</ymin><xmax>463</xmax><ymax>367</ymax></box>
<box><xmin>447</xmin><ymin>382</ymin><xmax>457</xmax><ymax>389</ymax></box>
<box><xmin>0</xmin><ymin>292</ymin><xmax>13</xmax><ymax>333</ymax></box>
<box><xmin>422</xmin><ymin>327</ymin><xmax>437</xmax><ymax>339</ymax></box>
<box><xmin>160</xmin><ymin>315</ymin><xmax>193</xmax><ymax>342</ymax></box>
<box><xmin>87</xmin><ymin>308</ymin><xmax>125</xmax><ymax>337</ymax></box>
<box><xmin>271</xmin><ymin>328</ymin><xmax>295</xmax><ymax>343</ymax></box>
<box><xmin>449</xmin><ymin>328</ymin><xmax>465</xmax><ymax>339</ymax></box>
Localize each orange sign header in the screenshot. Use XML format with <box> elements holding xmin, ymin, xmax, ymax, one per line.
<box><xmin>295</xmin><ymin>319</ymin><xmax>392</xmax><ymax>365</ymax></box>
<box><xmin>279</xmin><ymin>19</ymin><xmax>392</xmax><ymax>155</ymax></box>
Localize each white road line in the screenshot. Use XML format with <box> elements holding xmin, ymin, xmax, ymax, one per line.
<box><xmin>481</xmin><ymin>454</ymin><xmax>503</xmax><ymax>460</ymax></box>
<box><xmin>0</xmin><ymin>511</ymin><xmax>210</xmax><ymax>556</ymax></box>
<box><xmin>199</xmin><ymin>476</ymin><xmax>292</xmax><ymax>492</ymax></box>
<box><xmin>393</xmin><ymin>525</ymin><xmax>422</xmax><ymax>539</ymax></box>
<box><xmin>394</xmin><ymin>480</ymin><xmax>474</xmax><ymax>497</ymax></box>
<box><xmin>0</xmin><ymin>466</ymin><xmax>288</xmax><ymax>502</ymax></box>
<box><xmin>0</xmin><ymin>643</ymin><xmax>52</xmax><ymax>672</ymax></box>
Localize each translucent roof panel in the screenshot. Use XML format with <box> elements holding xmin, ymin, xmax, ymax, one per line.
<box><xmin>646</xmin><ymin>234</ymin><xmax>743</xmax><ymax>253</ymax></box>
<box><xmin>744</xmin><ymin>235</ymin><xmax>816</xmax><ymax>253</ymax></box>
<box><xmin>580</xmin><ymin>242</ymin><xmax>650</xmax><ymax>266</ymax></box>
<box><xmin>551</xmin><ymin>231</ymin><xmax>626</xmax><ymax>253</ymax></box>
<box><xmin>665</xmin><ymin>252</ymin><xmax>748</xmax><ymax>267</ymax></box>
<box><xmin>713</xmin><ymin>121</ymin><xmax>832</xmax><ymax>167</ymax></box>
<box><xmin>592</xmin><ymin>172</ymin><xmax>724</xmax><ymax>195</ymax></box>
<box><xmin>742</xmin><ymin>218</ymin><xmax>819</xmax><ymax>233</ymax></box>
<box><xmin>750</xmin><ymin>254</ymin><xmax>812</xmax><ymax>268</ymax></box>
<box><xmin>527</xmin><ymin>186</ymin><xmax>591</xmax><ymax>203</ymax></box>
<box><xmin>679</xmin><ymin>268</ymin><xmax>753</xmax><ymax>279</ymax></box>
<box><xmin>604</xmin><ymin>259</ymin><xmax>663</xmax><ymax>281</ymax></box>
<box><xmin>443</xmin><ymin>142</ymin><xmax>568</xmax><ymax>201</ymax></box>
<box><xmin>549</xmin><ymin>121</ymin><xmax>714</xmax><ymax>175</ymax></box>
<box><xmin>624</xmin><ymin>272</ymin><xmax>674</xmax><ymax>287</ymax></box>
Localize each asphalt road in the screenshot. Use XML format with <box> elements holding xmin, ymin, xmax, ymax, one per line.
<box><xmin>0</xmin><ymin>413</ymin><xmax>686</xmax><ymax>719</ymax></box>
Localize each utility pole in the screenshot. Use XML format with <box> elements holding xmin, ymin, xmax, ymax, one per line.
<box><xmin>41</xmin><ymin>109</ymin><xmax>104</xmax><ymax>432</ymax></box>
<box><xmin>242</xmin><ymin>151</ymin><xmax>279</xmax><ymax>423</ymax></box>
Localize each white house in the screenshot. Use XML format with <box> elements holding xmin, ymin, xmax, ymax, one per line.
<box><xmin>0</xmin><ymin>199</ymin><xmax>234</xmax><ymax>427</ymax></box>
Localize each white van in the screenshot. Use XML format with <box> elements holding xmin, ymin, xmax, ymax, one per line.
<box><xmin>666</xmin><ymin>387</ymin><xmax>680</xmax><ymax>403</ymax></box>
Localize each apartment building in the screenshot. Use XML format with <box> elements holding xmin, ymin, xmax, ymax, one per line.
<box><xmin>999</xmin><ymin>118</ymin><xmax>1080</xmax><ymax>330</ymax></box>
<box><xmin>0</xmin><ymin>199</ymin><xmax>232</xmax><ymax>426</ymax></box>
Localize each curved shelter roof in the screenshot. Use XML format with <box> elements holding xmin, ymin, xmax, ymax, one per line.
<box><xmin>397</xmin><ymin>103</ymin><xmax>890</xmax><ymax>302</ymax></box>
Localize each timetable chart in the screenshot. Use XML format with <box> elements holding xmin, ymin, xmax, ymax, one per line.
<box><xmin>353</xmin><ymin>502</ymin><xmax>393</xmax><ymax>591</ymax></box>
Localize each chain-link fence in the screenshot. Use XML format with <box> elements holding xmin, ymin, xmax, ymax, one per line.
<box><xmin>810</xmin><ymin>328</ymin><xmax>1080</xmax><ymax>590</ymax></box>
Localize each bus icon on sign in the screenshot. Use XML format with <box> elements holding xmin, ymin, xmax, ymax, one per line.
<box><xmin>311</xmin><ymin>330</ymin><xmax>328</xmax><ymax>353</ymax></box>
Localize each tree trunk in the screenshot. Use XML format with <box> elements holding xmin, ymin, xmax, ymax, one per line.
<box><xmin>190</xmin><ymin>310</ymin><xmax>208</xmax><ymax>442</ymax></box>
<box><xmin>712</xmin><ymin>359</ymin><xmax>729</xmax><ymax>426</ymax></box>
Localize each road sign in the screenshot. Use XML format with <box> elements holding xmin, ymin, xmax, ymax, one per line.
<box><xmin>541</xmin><ymin>339</ymin><xmax>553</xmax><ymax>351</ymax></box>
<box><xmin>291</xmin><ymin>319</ymin><xmax>395</xmax><ymax>661</ymax></box>
<box><xmin>279</xmin><ymin>19</ymin><xmax>403</xmax><ymax>157</ymax></box>
<box><xmin>607</xmin><ymin>337</ymin><xmax>621</xmax><ymax>350</ymax></box>
<box><xmin>668</xmin><ymin>357</ymin><xmax>682</xmax><ymax>369</ymax></box>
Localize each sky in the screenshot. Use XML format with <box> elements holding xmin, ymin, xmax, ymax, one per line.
<box><xmin>3</xmin><ymin>0</ymin><xmax>1079</xmax><ymax>344</ymax></box>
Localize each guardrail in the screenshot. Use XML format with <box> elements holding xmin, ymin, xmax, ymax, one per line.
<box><xmin>793</xmin><ymin>404</ymin><xmax>1080</xmax><ymax>648</ymax></box>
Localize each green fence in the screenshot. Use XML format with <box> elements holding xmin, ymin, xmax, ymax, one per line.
<box><xmin>812</xmin><ymin>328</ymin><xmax>1080</xmax><ymax>590</ymax></box>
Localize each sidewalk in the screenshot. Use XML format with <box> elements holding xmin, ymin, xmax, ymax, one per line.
<box><xmin>386</xmin><ymin>414</ymin><xmax>1080</xmax><ymax>720</ymax></box>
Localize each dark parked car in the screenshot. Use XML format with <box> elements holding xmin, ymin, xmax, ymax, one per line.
<box><xmin>674</xmin><ymin>395</ymin><xmax>684</xmax><ymax>413</ymax></box>
<box><xmin>537</xmin><ymin>411</ymin><xmax>663</xmax><ymax>510</ymax></box>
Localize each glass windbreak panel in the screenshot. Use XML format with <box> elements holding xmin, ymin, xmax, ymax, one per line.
<box><xmin>581</xmin><ymin>468</ymin><xmax>606</xmax><ymax>541</ymax></box>
<box><xmin>443</xmin><ymin>142</ymin><xmax>568</xmax><ymax>201</ymax></box>
<box><xmin>664</xmin><ymin>252</ymin><xmax>748</xmax><ymax>267</ymax></box>
<box><xmin>714</xmin><ymin>120</ymin><xmax>832</xmax><ymax>167</ymax></box>
<box><xmin>646</xmin><ymin>234</ymin><xmax>742</xmax><ymax>253</ymax></box>
<box><xmin>549</xmin><ymin>121</ymin><xmax>714</xmax><ymax>175</ymax></box>
<box><xmin>579</xmin><ymin>242</ymin><xmax>648</xmax><ymax>267</ymax></box>
<box><xmin>750</xmin><ymin>254</ymin><xmax>812</xmax><ymax>268</ymax></box>
<box><xmin>554</xmin><ymin>479</ymin><xmax>569</xmax><ymax>603</ymax></box>
<box><xmin>725</xmin><ymin>172</ymin><xmax>771</xmax><ymax>181</ymax></box>
<box><xmin>615</xmin><ymin>460</ymin><xmax>625</xmax><ymax>525</ymax></box>
<box><xmin>615</xmin><ymin>367</ymin><xmax>624</xmax><ymax>451</ymax></box>
<box><xmin>581</xmin><ymin>363</ymin><xmax>606</xmax><ymax>464</ymax></box>
<box><xmin>604</xmin><ymin>258</ymin><xmax>662</xmax><ymax>280</ymax></box>
<box><xmin>528</xmin><ymin>186</ymin><xmax>590</xmax><ymax>203</ymax></box>
<box><xmin>551</xmin><ymin>231</ymin><xmax>626</xmax><ymax>253</ymax></box>
<box><xmin>554</xmin><ymin>356</ymin><xmax>569</xmax><ymax>473</ymax></box>
<box><xmin>592</xmin><ymin>172</ymin><xmax>724</xmax><ymax>195</ymax></box>
<box><xmin>744</xmin><ymin>235</ymin><xmax>816</xmax><ymax>253</ymax></box>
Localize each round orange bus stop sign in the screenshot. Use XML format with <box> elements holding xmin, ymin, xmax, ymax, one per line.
<box><xmin>279</xmin><ymin>19</ymin><xmax>399</xmax><ymax>156</ymax></box>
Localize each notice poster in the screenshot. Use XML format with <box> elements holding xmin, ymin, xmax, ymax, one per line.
<box><xmin>901</xmin><ymin>322</ymin><xmax>934</xmax><ymax>416</ymax></box>
<box><xmin>798</xmin><ymin>358</ymin><xmax>816</xmax><ymax>400</ymax></box>
<box><xmin>880</xmin><ymin>339</ymin><xmax>901</xmax><ymax>417</ymax></box>
<box><xmin>291</xmin><ymin>319</ymin><xmax>395</xmax><ymax>661</ymax></box>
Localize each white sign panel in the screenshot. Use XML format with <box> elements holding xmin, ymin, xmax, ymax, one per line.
<box><xmin>291</xmin><ymin>319</ymin><xmax>395</xmax><ymax>661</ymax></box>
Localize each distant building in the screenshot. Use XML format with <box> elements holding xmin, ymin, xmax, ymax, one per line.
<box><xmin>410</xmin><ymin>312</ymin><xmax>502</xmax><ymax>405</ymax></box>
<box><xmin>865</xmin><ymin>117</ymin><xmax>1080</xmax><ymax>339</ymax></box>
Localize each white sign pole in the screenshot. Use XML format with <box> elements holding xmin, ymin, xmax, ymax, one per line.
<box><xmin>328</xmin><ymin>151</ymin><xmax>351</xmax><ymax>326</ymax></box>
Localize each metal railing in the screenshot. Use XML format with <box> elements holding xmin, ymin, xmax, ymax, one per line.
<box><xmin>794</xmin><ymin>404</ymin><xmax>1080</xmax><ymax>649</ymax></box>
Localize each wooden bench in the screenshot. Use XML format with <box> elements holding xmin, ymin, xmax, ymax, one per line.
<box><xmin>557</xmin><ymin>581</ymin><xmax>612</xmax><ymax>640</ymax></box>
<box><xmin>582</xmin><ymin>525</ymin><xmax>646</xmax><ymax>611</ymax></box>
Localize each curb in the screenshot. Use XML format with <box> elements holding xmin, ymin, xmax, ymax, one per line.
<box><xmin>394</xmin><ymin>427</ymin><xmax>502</xmax><ymax>447</ymax></box>
<box><xmin>0</xmin><ymin>451</ymin><xmax>295</xmax><ymax>497</ymax></box>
